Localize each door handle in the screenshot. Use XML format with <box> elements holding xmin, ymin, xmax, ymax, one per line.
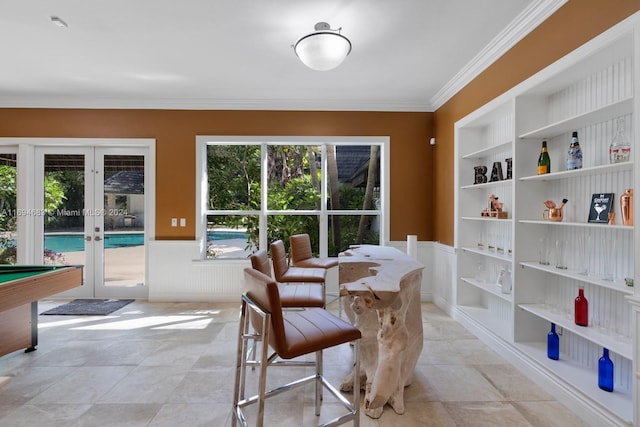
<box><xmin>85</xmin><ymin>236</ymin><xmax>92</xmax><ymax>241</ymax></box>
<box><xmin>94</xmin><ymin>236</ymin><xmax>103</xmax><ymax>242</ymax></box>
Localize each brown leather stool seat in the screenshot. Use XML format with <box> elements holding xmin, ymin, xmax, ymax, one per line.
<box><xmin>270</xmin><ymin>239</ymin><xmax>326</xmax><ymax>283</ymax></box>
<box><xmin>288</xmin><ymin>233</ymin><xmax>342</xmax><ymax>316</ymax></box>
<box><xmin>233</xmin><ymin>267</ymin><xmax>361</xmax><ymax>427</ymax></box>
<box><xmin>250</xmin><ymin>249</ymin><xmax>324</xmax><ymax>308</ymax></box>
<box><xmin>289</xmin><ymin>233</ymin><xmax>339</xmax><ymax>269</ymax></box>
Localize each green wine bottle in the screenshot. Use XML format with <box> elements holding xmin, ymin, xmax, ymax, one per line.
<box><xmin>537</xmin><ymin>140</ymin><xmax>550</xmax><ymax>174</ymax></box>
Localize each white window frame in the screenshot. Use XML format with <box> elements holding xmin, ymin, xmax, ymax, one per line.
<box><xmin>195</xmin><ymin>135</ymin><xmax>390</xmax><ymax>259</ymax></box>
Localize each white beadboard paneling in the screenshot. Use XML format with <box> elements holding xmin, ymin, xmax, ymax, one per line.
<box><xmin>149</xmin><ymin>240</ymin><xmax>435</xmax><ymax>303</ymax></box>
<box><xmin>148</xmin><ymin>240</ymin><xmax>248</xmax><ymax>302</ymax></box>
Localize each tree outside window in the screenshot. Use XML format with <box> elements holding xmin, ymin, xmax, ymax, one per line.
<box><xmin>204</xmin><ymin>140</ymin><xmax>382</xmax><ymax>259</ymax></box>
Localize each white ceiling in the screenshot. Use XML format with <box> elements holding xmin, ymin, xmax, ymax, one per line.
<box><xmin>0</xmin><ymin>0</ymin><xmax>566</xmax><ymax>112</ymax></box>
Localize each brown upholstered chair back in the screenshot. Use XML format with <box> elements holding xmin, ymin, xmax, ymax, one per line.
<box><xmin>270</xmin><ymin>240</ymin><xmax>289</xmax><ymax>282</ymax></box>
<box><xmin>243</xmin><ymin>267</ymin><xmax>286</xmax><ymax>354</ymax></box>
<box><xmin>289</xmin><ymin>234</ymin><xmax>313</xmax><ymax>265</ymax></box>
<box><xmin>250</xmin><ymin>249</ymin><xmax>272</xmax><ymax>277</ymax></box>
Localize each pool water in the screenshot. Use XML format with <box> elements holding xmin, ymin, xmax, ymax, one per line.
<box><xmin>44</xmin><ymin>230</ymin><xmax>248</xmax><ymax>253</ymax></box>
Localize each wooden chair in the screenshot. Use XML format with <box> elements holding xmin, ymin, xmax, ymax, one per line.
<box><xmin>289</xmin><ymin>234</ymin><xmax>341</xmax><ymax>315</ymax></box>
<box><xmin>233</xmin><ymin>267</ymin><xmax>361</xmax><ymax>427</ymax></box>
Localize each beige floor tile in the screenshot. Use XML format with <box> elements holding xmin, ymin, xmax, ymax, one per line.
<box><xmin>475</xmin><ymin>364</ymin><xmax>554</xmax><ymax>401</ymax></box>
<box><xmin>443</xmin><ymin>401</ymin><xmax>535</xmax><ymax>427</ymax></box>
<box><xmin>0</xmin><ymin>301</ymin><xmax>593</xmax><ymax>426</ymax></box>
<box><xmin>513</xmin><ymin>401</ymin><xmax>591</xmax><ymax>427</ymax></box>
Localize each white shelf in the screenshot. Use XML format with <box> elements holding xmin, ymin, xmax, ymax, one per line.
<box><xmin>461</xmin><ymin>140</ymin><xmax>512</xmax><ymax>159</ymax></box>
<box><xmin>519</xmin><ymin>161</ymin><xmax>633</xmax><ymax>182</ymax></box>
<box><xmin>518</xmin><ymin>219</ymin><xmax>634</xmax><ymax>231</ymax></box>
<box><xmin>514</xmin><ymin>341</ymin><xmax>632</xmax><ymax>425</ymax></box>
<box><xmin>461</xmin><ymin>216</ymin><xmax>512</xmax><ymax>223</ymax></box>
<box><xmin>457</xmin><ymin>305</ymin><xmax>511</xmax><ymax>341</ymax></box>
<box><xmin>460</xmin><ymin>179</ymin><xmax>512</xmax><ymax>190</ymax></box>
<box><xmin>518</xmin><ymin>97</ymin><xmax>633</xmax><ymax>140</ymax></box>
<box><xmin>454</xmin><ymin>17</ymin><xmax>638</xmax><ymax>426</ymax></box>
<box><xmin>461</xmin><ymin>246</ymin><xmax>513</xmax><ymax>262</ymax></box>
<box><xmin>460</xmin><ymin>277</ymin><xmax>513</xmax><ymax>303</ymax></box>
<box><xmin>519</xmin><ymin>261</ymin><xmax>634</xmax><ymax>294</ymax></box>
<box><xmin>518</xmin><ymin>304</ymin><xmax>632</xmax><ymax>359</ymax></box>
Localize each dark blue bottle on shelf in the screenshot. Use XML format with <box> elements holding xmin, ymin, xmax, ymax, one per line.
<box><xmin>547</xmin><ymin>323</ymin><xmax>559</xmax><ymax>360</ymax></box>
<box><xmin>598</xmin><ymin>348</ymin><xmax>614</xmax><ymax>392</ymax></box>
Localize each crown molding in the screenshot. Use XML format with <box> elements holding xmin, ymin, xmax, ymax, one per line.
<box><xmin>429</xmin><ymin>0</ymin><xmax>567</xmax><ymax>110</ymax></box>
<box><xmin>0</xmin><ymin>95</ymin><xmax>433</xmax><ymax>112</ymax></box>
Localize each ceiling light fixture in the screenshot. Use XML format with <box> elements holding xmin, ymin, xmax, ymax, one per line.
<box><xmin>293</xmin><ymin>22</ymin><xmax>351</xmax><ymax>71</ymax></box>
<box><xmin>50</xmin><ymin>16</ymin><xmax>68</xmax><ymax>28</ymax></box>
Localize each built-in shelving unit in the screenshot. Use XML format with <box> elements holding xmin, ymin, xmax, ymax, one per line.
<box><xmin>453</xmin><ymin>13</ymin><xmax>639</xmax><ymax>427</ymax></box>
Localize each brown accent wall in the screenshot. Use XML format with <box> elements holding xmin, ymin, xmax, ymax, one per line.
<box><xmin>433</xmin><ymin>0</ymin><xmax>640</xmax><ymax>246</ymax></box>
<box><xmin>0</xmin><ymin>109</ymin><xmax>433</xmax><ymax>241</ymax></box>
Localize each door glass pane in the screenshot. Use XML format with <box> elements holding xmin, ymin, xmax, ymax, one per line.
<box><xmin>0</xmin><ymin>153</ymin><xmax>17</xmax><ymax>265</ymax></box>
<box><xmin>103</xmin><ymin>155</ymin><xmax>145</xmax><ymax>287</ymax></box>
<box><xmin>267</xmin><ymin>145</ymin><xmax>321</xmax><ymax>210</ymax></box>
<box><xmin>43</xmin><ymin>154</ymin><xmax>85</xmax><ymax>266</ymax></box>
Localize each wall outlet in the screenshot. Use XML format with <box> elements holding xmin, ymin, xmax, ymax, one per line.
<box><xmin>180</xmin><ymin>218</ymin><xmax>186</xmax><ymax>227</ymax></box>
<box><xmin>171</xmin><ymin>218</ymin><xmax>177</xmax><ymax>227</ymax></box>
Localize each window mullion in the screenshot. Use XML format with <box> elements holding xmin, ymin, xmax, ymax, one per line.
<box><xmin>320</xmin><ymin>144</ymin><xmax>328</xmax><ymax>257</ymax></box>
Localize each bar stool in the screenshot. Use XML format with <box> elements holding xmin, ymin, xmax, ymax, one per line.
<box><xmin>250</xmin><ymin>248</ymin><xmax>324</xmax><ymax>308</ymax></box>
<box><xmin>270</xmin><ymin>239</ymin><xmax>327</xmax><ymax>285</ymax></box>
<box><xmin>233</xmin><ymin>267</ymin><xmax>361</xmax><ymax>427</ymax></box>
<box><xmin>289</xmin><ymin>233</ymin><xmax>341</xmax><ymax>316</ymax></box>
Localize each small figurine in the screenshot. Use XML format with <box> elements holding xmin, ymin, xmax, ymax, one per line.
<box><xmin>481</xmin><ymin>194</ymin><xmax>508</xmax><ymax>218</ymax></box>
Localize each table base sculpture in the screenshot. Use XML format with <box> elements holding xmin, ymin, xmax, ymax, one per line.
<box><xmin>338</xmin><ymin>245</ymin><xmax>424</xmax><ymax>418</ymax></box>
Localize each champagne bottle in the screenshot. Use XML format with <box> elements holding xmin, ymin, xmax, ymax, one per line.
<box><xmin>566</xmin><ymin>131</ymin><xmax>583</xmax><ymax>170</ymax></box>
<box><xmin>547</xmin><ymin>323</ymin><xmax>559</xmax><ymax>360</ymax></box>
<box><xmin>598</xmin><ymin>348</ymin><xmax>614</xmax><ymax>392</ymax></box>
<box><xmin>574</xmin><ymin>286</ymin><xmax>588</xmax><ymax>327</ymax></box>
<box><xmin>537</xmin><ymin>140</ymin><xmax>550</xmax><ymax>174</ymax></box>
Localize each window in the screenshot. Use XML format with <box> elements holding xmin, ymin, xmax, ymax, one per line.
<box><xmin>196</xmin><ymin>137</ymin><xmax>388</xmax><ymax>259</ymax></box>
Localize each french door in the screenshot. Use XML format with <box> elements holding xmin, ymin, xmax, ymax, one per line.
<box><xmin>35</xmin><ymin>146</ymin><xmax>148</xmax><ymax>299</ymax></box>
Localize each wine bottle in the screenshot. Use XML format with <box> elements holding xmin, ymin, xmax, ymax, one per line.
<box><xmin>566</xmin><ymin>131</ymin><xmax>583</xmax><ymax>170</ymax></box>
<box><xmin>537</xmin><ymin>140</ymin><xmax>550</xmax><ymax>174</ymax></box>
<box><xmin>574</xmin><ymin>286</ymin><xmax>588</xmax><ymax>327</ymax></box>
<box><xmin>547</xmin><ymin>323</ymin><xmax>559</xmax><ymax>360</ymax></box>
<box><xmin>598</xmin><ymin>348</ymin><xmax>614</xmax><ymax>392</ymax></box>
<box><xmin>609</xmin><ymin>117</ymin><xmax>630</xmax><ymax>164</ymax></box>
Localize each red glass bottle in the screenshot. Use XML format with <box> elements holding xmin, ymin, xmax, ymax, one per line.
<box><xmin>575</xmin><ymin>286</ymin><xmax>588</xmax><ymax>326</ymax></box>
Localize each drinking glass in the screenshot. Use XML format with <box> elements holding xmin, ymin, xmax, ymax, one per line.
<box><xmin>555</xmin><ymin>239</ymin><xmax>567</xmax><ymax>269</ymax></box>
<box><xmin>538</xmin><ymin>236</ymin><xmax>550</xmax><ymax>265</ymax></box>
<box><xmin>577</xmin><ymin>234</ymin><xmax>590</xmax><ymax>275</ymax></box>
<box><xmin>602</xmin><ymin>239</ymin><xmax>616</xmax><ymax>281</ymax></box>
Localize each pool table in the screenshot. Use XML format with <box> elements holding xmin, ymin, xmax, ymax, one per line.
<box><xmin>0</xmin><ymin>265</ymin><xmax>83</xmax><ymax>357</ymax></box>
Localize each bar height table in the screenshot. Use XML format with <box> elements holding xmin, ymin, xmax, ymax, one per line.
<box><xmin>338</xmin><ymin>244</ymin><xmax>424</xmax><ymax>418</ymax></box>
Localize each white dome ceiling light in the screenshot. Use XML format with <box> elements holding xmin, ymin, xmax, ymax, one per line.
<box><xmin>293</xmin><ymin>22</ymin><xmax>352</xmax><ymax>71</ymax></box>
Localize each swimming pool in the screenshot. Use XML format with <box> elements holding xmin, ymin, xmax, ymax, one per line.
<box><xmin>44</xmin><ymin>230</ymin><xmax>249</xmax><ymax>253</ymax></box>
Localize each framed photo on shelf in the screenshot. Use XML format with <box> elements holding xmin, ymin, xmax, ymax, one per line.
<box><xmin>588</xmin><ymin>193</ymin><xmax>614</xmax><ymax>223</ymax></box>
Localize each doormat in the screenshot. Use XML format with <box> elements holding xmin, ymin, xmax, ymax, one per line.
<box><xmin>41</xmin><ymin>299</ymin><xmax>134</xmax><ymax>316</ymax></box>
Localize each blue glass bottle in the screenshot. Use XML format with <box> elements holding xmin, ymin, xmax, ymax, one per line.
<box><xmin>598</xmin><ymin>348</ymin><xmax>614</xmax><ymax>392</ymax></box>
<box><xmin>547</xmin><ymin>323</ymin><xmax>559</xmax><ymax>360</ymax></box>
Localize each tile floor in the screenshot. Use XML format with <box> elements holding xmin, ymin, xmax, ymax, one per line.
<box><xmin>0</xmin><ymin>299</ymin><xmax>589</xmax><ymax>427</ymax></box>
